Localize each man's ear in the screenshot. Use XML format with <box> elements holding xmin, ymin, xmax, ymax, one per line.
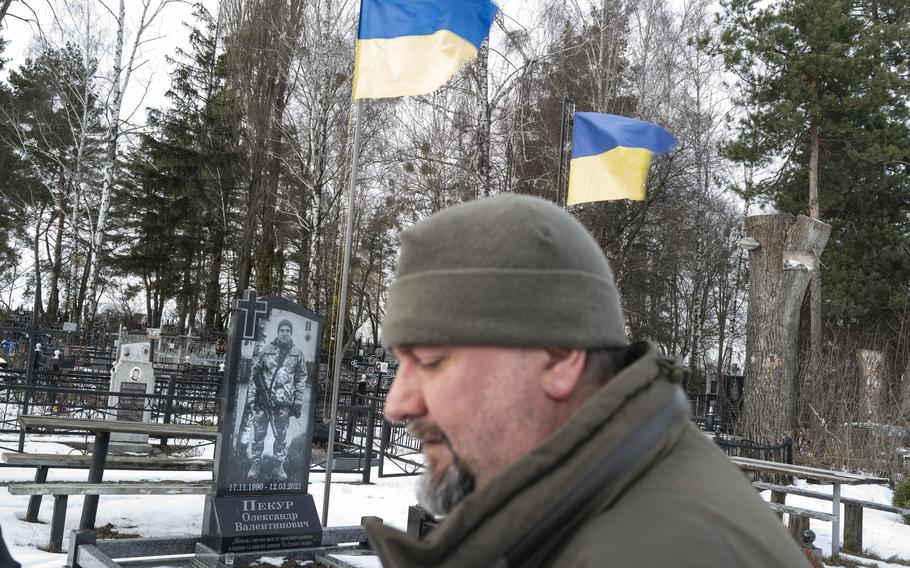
<box><xmin>541</xmin><ymin>348</ymin><xmax>587</xmax><ymax>401</ymax></box>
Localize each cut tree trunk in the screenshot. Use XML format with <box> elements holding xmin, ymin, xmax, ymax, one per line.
<box><xmin>740</xmin><ymin>213</ymin><xmax>831</xmax><ymax>443</ymax></box>
<box><xmin>856</xmin><ymin>349</ymin><xmax>886</xmax><ymax>421</ymax></box>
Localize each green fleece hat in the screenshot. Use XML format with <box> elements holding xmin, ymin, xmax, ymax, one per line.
<box><xmin>382</xmin><ymin>194</ymin><xmax>627</xmax><ymax>349</ymax></box>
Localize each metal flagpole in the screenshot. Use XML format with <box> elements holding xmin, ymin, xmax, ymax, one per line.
<box><xmin>322</xmin><ymin>99</ymin><xmax>364</xmax><ymax>525</ymax></box>
<box><xmin>555</xmin><ymin>97</ymin><xmax>573</xmax><ymax>208</ymax></box>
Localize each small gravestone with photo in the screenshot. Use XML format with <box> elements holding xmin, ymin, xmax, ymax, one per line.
<box><xmin>108</xmin><ymin>342</ymin><xmax>154</xmax><ymax>449</ymax></box>
<box><xmin>202</xmin><ymin>289</ymin><xmax>325</xmax><ymax>558</ymax></box>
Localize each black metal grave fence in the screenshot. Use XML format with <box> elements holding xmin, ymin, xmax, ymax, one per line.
<box><xmin>0</xmin><ymin>349</ymin><xmax>423</xmax><ymax>480</ymax></box>
<box><xmin>0</xmin><ymin>363</ymin><xmax>222</xmax><ymax>453</ymax></box>
<box><xmin>315</xmin><ymin>381</ymin><xmax>424</xmax><ymax>480</ymax></box>
<box><xmin>712</xmin><ymin>435</ymin><xmax>793</xmax><ymax>464</ymax></box>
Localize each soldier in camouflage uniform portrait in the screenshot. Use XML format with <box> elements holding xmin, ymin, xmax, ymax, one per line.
<box><xmin>244</xmin><ymin>319</ymin><xmax>308</xmax><ymax>481</ymax></box>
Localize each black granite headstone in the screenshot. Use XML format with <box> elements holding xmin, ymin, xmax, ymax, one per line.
<box><xmin>203</xmin><ymin>290</ymin><xmax>325</xmax><ymax>553</ymax></box>
<box><xmin>116</xmin><ymin>382</ymin><xmax>147</xmax><ymax>422</ymax></box>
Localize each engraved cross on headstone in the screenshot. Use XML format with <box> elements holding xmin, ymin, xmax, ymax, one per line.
<box><xmin>233</xmin><ymin>289</ymin><xmax>268</xmax><ymax>340</ymax></box>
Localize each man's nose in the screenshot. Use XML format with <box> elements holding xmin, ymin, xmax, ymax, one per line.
<box><xmin>384</xmin><ymin>364</ymin><xmax>426</xmax><ymax>423</ymax></box>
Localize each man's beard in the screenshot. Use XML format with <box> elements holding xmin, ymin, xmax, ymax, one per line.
<box><xmin>408</xmin><ymin>422</ymin><xmax>475</xmax><ymax>516</ymax></box>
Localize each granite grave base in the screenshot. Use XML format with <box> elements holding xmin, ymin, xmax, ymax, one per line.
<box><xmin>202</xmin><ymin>494</ymin><xmax>323</xmax><ymax>554</ymax></box>
<box><xmin>316</xmin><ymin>549</ymin><xmax>383</xmax><ymax>568</ymax></box>
<box><xmin>193</xmin><ymin>541</ymin><xmax>364</xmax><ymax>568</ymax></box>
<box><xmin>67</xmin><ymin>526</ymin><xmax>370</xmax><ymax>568</ymax></box>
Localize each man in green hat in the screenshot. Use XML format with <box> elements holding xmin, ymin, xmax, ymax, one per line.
<box><xmin>365</xmin><ymin>194</ymin><xmax>808</xmax><ymax>567</ymax></box>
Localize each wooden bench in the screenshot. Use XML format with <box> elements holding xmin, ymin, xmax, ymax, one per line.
<box><xmin>1</xmin><ymin>452</ymin><xmax>213</xmax><ymax>471</ymax></box>
<box><xmin>17</xmin><ymin>415</ymin><xmax>218</xmax><ymax>542</ymax></box>
<box><xmin>1</xmin><ymin>452</ymin><xmax>213</xmax><ymax>525</ymax></box>
<box><xmin>753</xmin><ymin>481</ymin><xmax>910</xmax><ymax>555</ymax></box>
<box><xmin>730</xmin><ymin>456</ymin><xmax>888</xmax><ymax>556</ymax></box>
<box><xmin>10</xmin><ymin>416</ymin><xmax>218</xmax><ymax>553</ymax></box>
<box><xmin>6</xmin><ymin>481</ymin><xmax>212</xmax><ymax>553</ymax></box>
<box><xmin>765</xmin><ymin>501</ymin><xmax>835</xmax><ymax>523</ymax></box>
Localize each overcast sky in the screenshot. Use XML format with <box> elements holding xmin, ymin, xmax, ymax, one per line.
<box><xmin>1</xmin><ymin>0</ymin><xmax>531</xmax><ymax>126</ymax></box>
<box><xmin>1</xmin><ymin>0</ymin><xmax>215</xmax><ymax>124</ymax></box>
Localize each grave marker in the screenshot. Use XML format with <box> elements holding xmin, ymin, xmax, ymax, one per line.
<box><xmin>203</xmin><ymin>289</ymin><xmax>325</xmax><ymax>554</ymax></box>
<box><xmin>108</xmin><ymin>342</ymin><xmax>154</xmax><ymax>447</ymax></box>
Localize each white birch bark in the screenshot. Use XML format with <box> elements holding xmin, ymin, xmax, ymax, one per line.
<box><xmin>83</xmin><ymin>0</ymin><xmax>171</xmax><ymax>323</ymax></box>
<box><xmin>0</xmin><ymin>0</ymin><xmax>14</xmax><ymax>25</ymax></box>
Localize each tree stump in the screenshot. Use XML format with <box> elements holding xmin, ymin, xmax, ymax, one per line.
<box><xmin>843</xmin><ymin>502</ymin><xmax>863</xmax><ymax>554</ymax></box>
<box><xmin>856</xmin><ymin>349</ymin><xmax>886</xmax><ymax>421</ymax></box>
<box><xmin>740</xmin><ymin>214</ymin><xmax>830</xmax><ymax>443</ymax></box>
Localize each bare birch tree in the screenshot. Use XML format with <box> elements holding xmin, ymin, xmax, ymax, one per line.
<box><xmin>83</xmin><ymin>0</ymin><xmax>177</xmax><ymax>324</ymax></box>
<box><xmin>277</xmin><ymin>0</ymin><xmax>357</xmax><ymax>311</ymax></box>
<box><xmin>0</xmin><ymin>0</ymin><xmax>14</xmax><ymax>26</ymax></box>
<box><xmin>0</xmin><ymin>25</ymin><xmax>106</xmax><ymax>321</ymax></box>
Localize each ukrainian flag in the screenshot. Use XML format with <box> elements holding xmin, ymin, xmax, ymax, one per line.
<box><xmin>567</xmin><ymin>113</ymin><xmax>677</xmax><ymax>205</ymax></box>
<box><xmin>353</xmin><ymin>0</ymin><xmax>498</xmax><ymax>100</ymax></box>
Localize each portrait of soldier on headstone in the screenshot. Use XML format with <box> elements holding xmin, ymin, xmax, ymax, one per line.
<box><xmin>240</xmin><ymin>317</ymin><xmax>308</xmax><ymax>482</ymax></box>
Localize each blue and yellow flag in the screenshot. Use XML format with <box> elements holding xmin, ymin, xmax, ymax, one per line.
<box><xmin>353</xmin><ymin>0</ymin><xmax>498</xmax><ymax>100</ymax></box>
<box><xmin>567</xmin><ymin>113</ymin><xmax>677</xmax><ymax>205</ymax></box>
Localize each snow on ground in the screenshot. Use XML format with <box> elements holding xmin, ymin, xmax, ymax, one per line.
<box><xmin>329</xmin><ymin>554</ymin><xmax>382</xmax><ymax>568</ymax></box>
<box><xmin>0</xmin><ymin>435</ymin><xmax>419</xmax><ymax>567</ymax></box>
<box><xmin>256</xmin><ymin>556</ymin><xmax>304</xmax><ymax>567</ymax></box>
<box><xmin>3</xmin><ymin>435</ymin><xmax>910</xmax><ymax>567</ymax></box>
<box><xmin>757</xmin><ymin>480</ymin><xmax>910</xmax><ymax>565</ymax></box>
<box><xmin>838</xmin><ymin>554</ymin><xmax>910</xmax><ymax>568</ymax></box>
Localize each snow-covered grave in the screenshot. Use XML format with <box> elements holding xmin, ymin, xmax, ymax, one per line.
<box><xmin>1</xmin><ymin>435</ymin><xmax>418</xmax><ymax>567</ymax></box>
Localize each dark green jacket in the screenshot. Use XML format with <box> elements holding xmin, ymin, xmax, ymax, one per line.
<box><xmin>0</xmin><ymin>525</ymin><xmax>20</xmax><ymax>568</ymax></box>
<box><xmin>366</xmin><ymin>345</ymin><xmax>810</xmax><ymax>567</ymax></box>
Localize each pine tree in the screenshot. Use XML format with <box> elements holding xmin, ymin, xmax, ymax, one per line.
<box><xmin>819</xmin><ymin>0</ymin><xmax>910</xmax><ymax>329</ymax></box>
<box><xmin>114</xmin><ymin>4</ymin><xmax>242</xmax><ymax>332</ymax></box>
<box><xmin>112</xmin><ymin>136</ymin><xmax>189</xmax><ymax>326</ymax></box>
<box><xmin>718</xmin><ymin>0</ymin><xmax>910</xmax><ymax>436</ymax></box>
<box><xmin>0</xmin><ymin>37</ymin><xmax>24</xmax><ymax>291</ymax></box>
<box><xmin>719</xmin><ymin>0</ymin><xmax>859</xmax><ymax>383</ymax></box>
<box><xmin>2</xmin><ymin>43</ymin><xmax>106</xmax><ymax>318</ymax></box>
<box><xmin>719</xmin><ymin>0</ymin><xmax>910</xmax><ymax>331</ymax></box>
